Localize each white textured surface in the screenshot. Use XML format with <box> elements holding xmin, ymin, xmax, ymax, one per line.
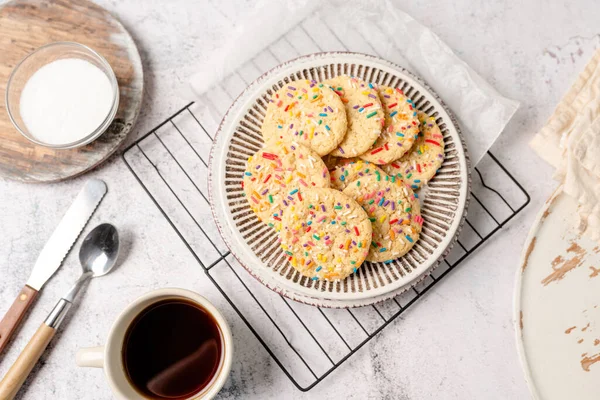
<box><xmin>0</xmin><ymin>0</ymin><xmax>599</xmax><ymax>399</ymax></box>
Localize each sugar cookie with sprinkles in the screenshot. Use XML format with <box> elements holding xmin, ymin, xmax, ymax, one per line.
<box><xmin>330</xmin><ymin>159</ymin><xmax>389</xmax><ymax>191</ymax></box>
<box><xmin>359</xmin><ymin>86</ymin><xmax>420</xmax><ymax>165</ymax></box>
<box><xmin>382</xmin><ymin>111</ymin><xmax>445</xmax><ymax>190</ymax></box>
<box><xmin>262</xmin><ymin>80</ymin><xmax>347</xmax><ymax>156</ymax></box>
<box><xmin>342</xmin><ymin>175</ymin><xmax>422</xmax><ymax>263</ymax></box>
<box><xmin>243</xmin><ymin>143</ymin><xmax>330</xmax><ymax>231</ymax></box>
<box><xmin>279</xmin><ymin>188</ymin><xmax>372</xmax><ymax>281</ymax></box>
<box><xmin>324</xmin><ymin>76</ymin><xmax>384</xmax><ymax>157</ymax></box>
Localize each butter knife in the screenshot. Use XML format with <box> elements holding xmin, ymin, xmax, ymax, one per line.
<box><xmin>0</xmin><ymin>179</ymin><xmax>107</xmax><ymax>354</ymax></box>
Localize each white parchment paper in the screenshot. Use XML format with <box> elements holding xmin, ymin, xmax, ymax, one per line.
<box><xmin>189</xmin><ymin>0</ymin><xmax>519</xmax><ymax>167</ymax></box>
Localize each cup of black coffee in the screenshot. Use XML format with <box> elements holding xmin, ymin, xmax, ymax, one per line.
<box><xmin>76</xmin><ymin>288</ymin><xmax>233</xmax><ymax>400</ymax></box>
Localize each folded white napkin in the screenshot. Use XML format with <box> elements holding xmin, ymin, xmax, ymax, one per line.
<box><xmin>531</xmin><ymin>49</ymin><xmax>600</xmax><ymax>241</ymax></box>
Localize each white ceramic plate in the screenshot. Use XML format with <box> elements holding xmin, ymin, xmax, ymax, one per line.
<box><xmin>515</xmin><ymin>186</ymin><xmax>600</xmax><ymax>399</ymax></box>
<box><xmin>209</xmin><ymin>52</ymin><xmax>470</xmax><ymax>307</ymax></box>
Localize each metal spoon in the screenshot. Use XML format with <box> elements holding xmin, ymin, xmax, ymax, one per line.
<box><xmin>0</xmin><ymin>224</ymin><xmax>120</xmax><ymax>399</ymax></box>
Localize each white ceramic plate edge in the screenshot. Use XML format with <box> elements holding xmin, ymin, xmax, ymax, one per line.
<box><xmin>513</xmin><ymin>184</ymin><xmax>563</xmax><ymax>399</ymax></box>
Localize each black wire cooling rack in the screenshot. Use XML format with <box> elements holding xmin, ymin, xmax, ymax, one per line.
<box><xmin>122</xmin><ymin>101</ymin><xmax>530</xmax><ymax>392</ymax></box>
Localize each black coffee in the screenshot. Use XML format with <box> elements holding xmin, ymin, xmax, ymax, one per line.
<box><xmin>122</xmin><ymin>299</ymin><xmax>222</xmax><ymax>399</ymax></box>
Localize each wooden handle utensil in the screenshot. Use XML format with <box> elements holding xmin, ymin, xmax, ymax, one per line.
<box><xmin>0</xmin><ymin>323</ymin><xmax>55</xmax><ymax>399</ymax></box>
<box><xmin>0</xmin><ymin>179</ymin><xmax>106</xmax><ymax>356</ymax></box>
<box><xmin>0</xmin><ymin>223</ymin><xmax>119</xmax><ymax>398</ymax></box>
<box><xmin>0</xmin><ymin>285</ymin><xmax>38</xmax><ymax>355</ymax></box>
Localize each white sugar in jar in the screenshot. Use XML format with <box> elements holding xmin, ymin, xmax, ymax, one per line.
<box><xmin>6</xmin><ymin>42</ymin><xmax>119</xmax><ymax>149</ymax></box>
<box><xmin>20</xmin><ymin>59</ymin><xmax>114</xmax><ymax>146</ymax></box>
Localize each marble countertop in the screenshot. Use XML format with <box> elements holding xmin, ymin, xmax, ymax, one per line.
<box><xmin>1</xmin><ymin>0</ymin><xmax>599</xmax><ymax>398</ymax></box>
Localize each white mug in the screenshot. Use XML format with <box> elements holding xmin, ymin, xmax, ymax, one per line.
<box><xmin>76</xmin><ymin>288</ymin><xmax>233</xmax><ymax>400</ymax></box>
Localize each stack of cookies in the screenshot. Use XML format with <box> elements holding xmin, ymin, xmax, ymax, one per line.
<box><xmin>242</xmin><ymin>75</ymin><xmax>445</xmax><ymax>281</ymax></box>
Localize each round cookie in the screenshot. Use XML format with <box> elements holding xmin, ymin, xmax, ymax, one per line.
<box><xmin>262</xmin><ymin>80</ymin><xmax>347</xmax><ymax>156</ymax></box>
<box><xmin>342</xmin><ymin>175</ymin><xmax>422</xmax><ymax>263</ymax></box>
<box><xmin>243</xmin><ymin>142</ymin><xmax>330</xmax><ymax>231</ymax></box>
<box><xmin>382</xmin><ymin>112</ymin><xmax>445</xmax><ymax>189</ymax></box>
<box><xmin>359</xmin><ymin>86</ymin><xmax>420</xmax><ymax>165</ymax></box>
<box><xmin>279</xmin><ymin>188</ymin><xmax>372</xmax><ymax>281</ymax></box>
<box><xmin>325</xmin><ymin>76</ymin><xmax>384</xmax><ymax>157</ymax></box>
<box><xmin>330</xmin><ymin>159</ymin><xmax>388</xmax><ymax>191</ymax></box>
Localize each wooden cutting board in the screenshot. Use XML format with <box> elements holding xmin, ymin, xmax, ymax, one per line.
<box><xmin>0</xmin><ymin>0</ymin><xmax>143</xmax><ymax>183</ymax></box>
